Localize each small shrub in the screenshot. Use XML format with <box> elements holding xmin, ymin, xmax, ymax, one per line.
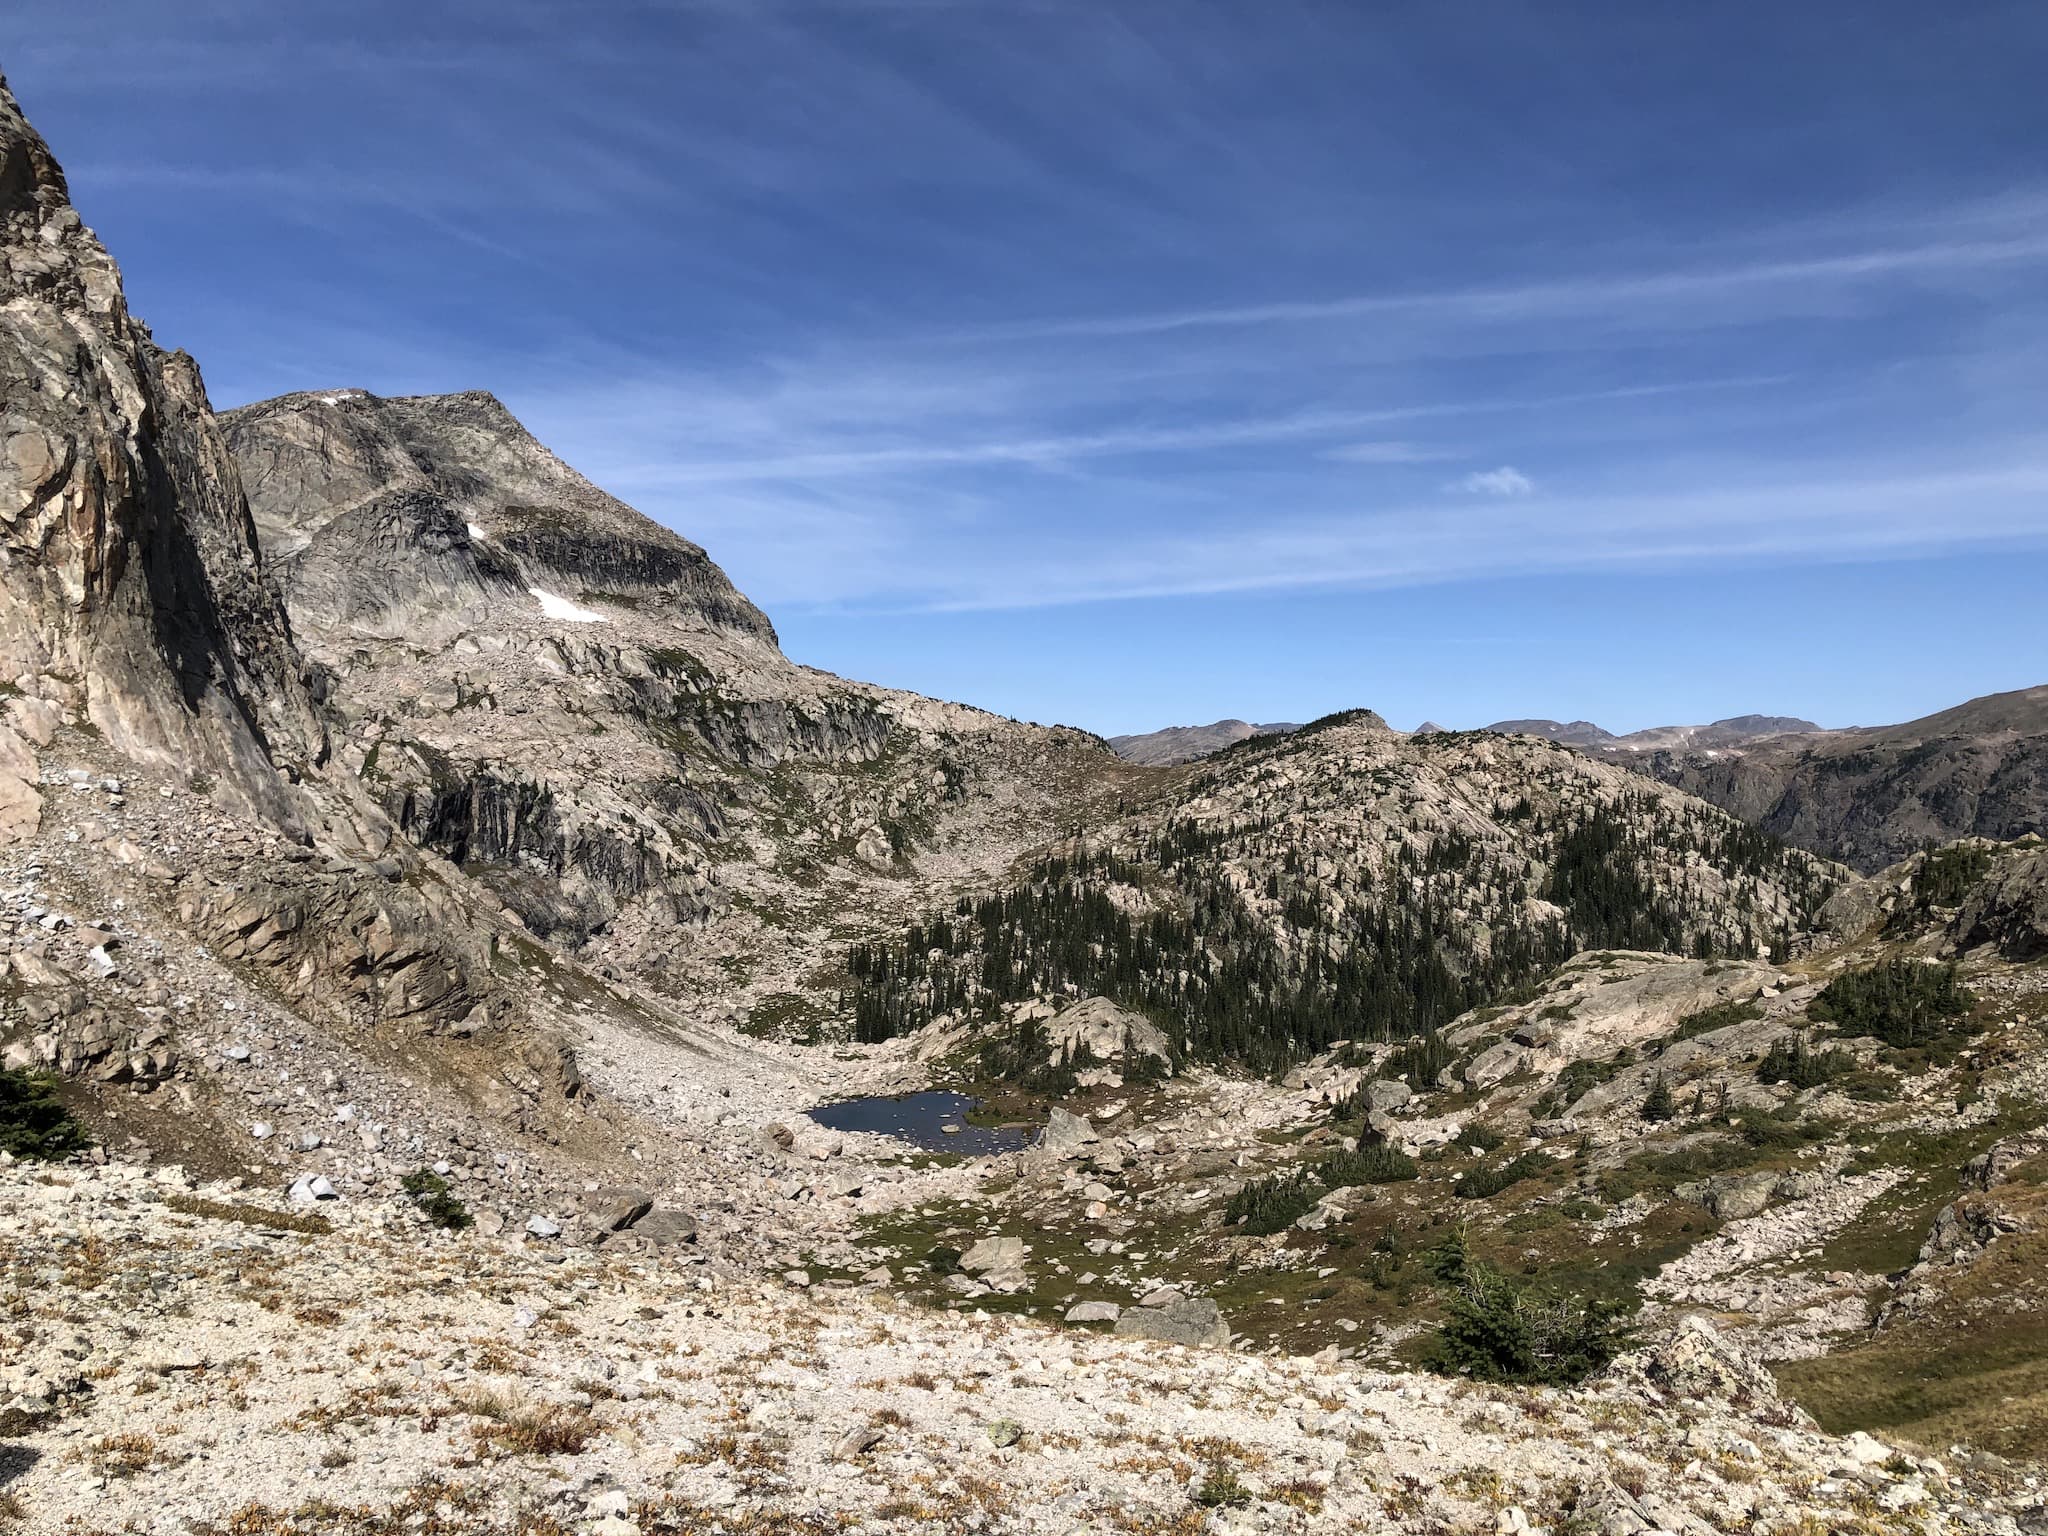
<box><xmin>1224</xmin><ymin>1168</ymin><xmax>1324</xmax><ymax>1234</ymax></box>
<box><xmin>1834</xmin><ymin>1068</ymin><xmax>1899</xmax><ymax>1103</ymax></box>
<box><xmin>1736</xmin><ymin>1107</ymin><xmax>1835</xmax><ymax>1150</ymax></box>
<box><xmin>1755</xmin><ymin>1034</ymin><xmax>1855</xmax><ymax>1089</ymax></box>
<box><xmin>1422</xmin><ymin>1230</ymin><xmax>1630</xmax><ymax>1386</ymax></box>
<box><xmin>1640</xmin><ymin>1073</ymin><xmax>1676</xmax><ymax>1122</ymax></box>
<box><xmin>1193</xmin><ymin>1470</ymin><xmax>1254</xmax><ymax>1509</ymax></box>
<box><xmin>1454</xmin><ymin>1123</ymin><xmax>1506</xmax><ymax>1154</ymax></box>
<box><xmin>1320</xmin><ymin>1139</ymin><xmax>1418</xmax><ymax>1188</ymax></box>
<box><xmin>164</xmin><ymin>1194</ymin><xmax>331</xmax><ymax>1236</ymax></box>
<box><xmin>0</xmin><ymin>1069</ymin><xmax>91</xmax><ymax>1161</ymax></box>
<box><xmin>469</xmin><ymin>1401</ymin><xmax>598</xmax><ymax>1456</ymax></box>
<box><xmin>1457</xmin><ymin>1150</ymin><xmax>1554</xmax><ymax>1200</ymax></box>
<box><xmin>400</xmin><ymin>1168</ymin><xmax>472</xmax><ymax>1231</ymax></box>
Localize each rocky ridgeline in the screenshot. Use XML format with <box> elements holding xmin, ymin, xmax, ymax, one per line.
<box><xmin>844</xmin><ymin>716</ymin><xmax>1845</xmax><ymax>1066</ymax></box>
<box><xmin>220</xmin><ymin>387</ymin><xmax>781</xmax><ymax>645</ymax></box>
<box><xmin>3</xmin><ymin>1156</ymin><xmax>2037</xmax><ymax>1536</ymax></box>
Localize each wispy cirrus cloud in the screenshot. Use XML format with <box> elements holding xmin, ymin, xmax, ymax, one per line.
<box><xmin>950</xmin><ymin>212</ymin><xmax>2048</xmax><ymax>344</ymax></box>
<box><xmin>800</xmin><ymin>460</ymin><xmax>2048</xmax><ymax>614</ymax></box>
<box><xmin>1451</xmin><ymin>466</ymin><xmax>1534</xmax><ymax>497</ymax></box>
<box><xmin>20</xmin><ymin>0</ymin><xmax>2048</xmax><ymax>669</ymax></box>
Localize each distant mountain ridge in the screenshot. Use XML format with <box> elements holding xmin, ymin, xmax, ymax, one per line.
<box><xmin>1483</xmin><ymin>714</ymin><xmax>1822</xmax><ymax>751</ymax></box>
<box><xmin>1116</xmin><ymin>711</ymin><xmax>1820</xmax><ymax>765</ymax></box>
<box><xmin>1107</xmin><ymin>718</ymin><xmax>1302</xmax><ymax>765</ymax></box>
<box><xmin>1637</xmin><ymin>685</ymin><xmax>2048</xmax><ymax>872</ymax></box>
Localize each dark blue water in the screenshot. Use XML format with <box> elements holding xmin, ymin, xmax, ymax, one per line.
<box><xmin>808</xmin><ymin>1091</ymin><xmax>1035</xmax><ymax>1155</ymax></box>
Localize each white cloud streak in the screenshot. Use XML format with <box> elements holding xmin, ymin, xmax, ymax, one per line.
<box><xmin>955</xmin><ymin>223</ymin><xmax>2048</xmax><ymax>343</ymax></box>
<box><xmin>1452</xmin><ymin>466</ymin><xmax>1534</xmax><ymax>497</ymax></box>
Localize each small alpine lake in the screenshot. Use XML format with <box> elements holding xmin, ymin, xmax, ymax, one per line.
<box><xmin>807</xmin><ymin>1090</ymin><xmax>1036</xmax><ymax>1155</ymax></box>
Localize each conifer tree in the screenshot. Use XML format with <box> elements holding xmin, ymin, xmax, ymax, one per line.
<box><xmin>1641</xmin><ymin>1072</ymin><xmax>1675</xmax><ymax>1123</ymax></box>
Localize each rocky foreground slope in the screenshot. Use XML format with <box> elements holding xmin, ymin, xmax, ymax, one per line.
<box><xmin>3</xmin><ymin>1156</ymin><xmax>2039</xmax><ymax>1536</ymax></box>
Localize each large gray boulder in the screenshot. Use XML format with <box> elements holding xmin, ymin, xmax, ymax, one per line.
<box><xmin>959</xmin><ymin>1235</ymin><xmax>1026</xmax><ymax>1274</ymax></box>
<box><xmin>1039</xmin><ymin>1107</ymin><xmax>1097</xmax><ymax>1158</ymax></box>
<box><xmin>1113</xmin><ymin>1296</ymin><xmax>1230</xmax><ymax>1349</ymax></box>
<box><xmin>633</xmin><ymin>1209</ymin><xmax>699</xmax><ymax>1247</ymax></box>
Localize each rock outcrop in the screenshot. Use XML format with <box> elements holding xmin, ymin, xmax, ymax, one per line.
<box><xmin>219</xmin><ymin>384</ymin><xmax>1124</xmax><ymax>992</ymax></box>
<box><xmin>1948</xmin><ymin>842</ymin><xmax>2048</xmax><ymax>960</ymax></box>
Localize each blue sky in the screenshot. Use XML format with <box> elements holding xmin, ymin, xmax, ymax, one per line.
<box><xmin>6</xmin><ymin>2</ymin><xmax>2045</xmax><ymax>734</ymax></box>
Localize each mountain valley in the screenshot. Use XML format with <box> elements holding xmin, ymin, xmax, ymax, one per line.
<box><xmin>3</xmin><ymin>68</ymin><xmax>2047</xmax><ymax>1536</ymax></box>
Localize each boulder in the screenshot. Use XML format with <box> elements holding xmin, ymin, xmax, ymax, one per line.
<box><xmin>1064</xmin><ymin>1301</ymin><xmax>1121</xmax><ymax>1324</ymax></box>
<box><xmin>960</xmin><ymin>1235</ymin><xmax>1026</xmax><ymax>1274</ymax></box>
<box><xmin>1363</xmin><ymin>1079</ymin><xmax>1412</xmax><ymax>1115</ymax></box>
<box><xmin>1113</xmin><ymin>1296</ymin><xmax>1230</xmax><ymax>1349</ymax></box>
<box><xmin>1043</xmin><ymin>996</ymin><xmax>1172</xmax><ymax>1072</ymax></box>
<box><xmin>634</xmin><ymin>1208</ymin><xmax>697</xmax><ymax>1247</ymax></box>
<box><xmin>1608</xmin><ymin>1315</ymin><xmax>1805</xmax><ymax>1423</ymax></box>
<box><xmin>1463</xmin><ymin>1040</ymin><xmax>1531</xmax><ymax>1090</ymax></box>
<box><xmin>1039</xmin><ymin>1107</ymin><xmax>1097</xmax><ymax>1158</ymax></box>
<box><xmin>1707</xmin><ymin>1173</ymin><xmax>1778</xmax><ymax>1222</ymax></box>
<box><xmin>592</xmin><ymin>1186</ymin><xmax>654</xmax><ymax>1232</ymax></box>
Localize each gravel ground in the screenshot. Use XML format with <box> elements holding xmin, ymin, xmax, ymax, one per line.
<box><xmin>3</xmin><ymin>1158</ymin><xmax>2041</xmax><ymax>1536</ymax></box>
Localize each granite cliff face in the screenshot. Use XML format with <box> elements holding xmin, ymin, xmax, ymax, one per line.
<box><xmin>0</xmin><ymin>77</ymin><xmax>323</xmax><ymax>830</ymax></box>
<box><xmin>0</xmin><ymin>70</ymin><xmax>630</xmax><ymax>1149</ymax></box>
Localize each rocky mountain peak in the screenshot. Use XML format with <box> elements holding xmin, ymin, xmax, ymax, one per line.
<box><xmin>222</xmin><ymin>386</ymin><xmax>778</xmax><ymax>648</ymax></box>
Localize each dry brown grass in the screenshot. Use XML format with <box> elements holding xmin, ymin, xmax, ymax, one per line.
<box><xmin>466</xmin><ymin>1399</ymin><xmax>599</xmax><ymax>1457</ymax></box>
<box><xmin>164</xmin><ymin>1194</ymin><xmax>331</xmax><ymax>1235</ymax></box>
